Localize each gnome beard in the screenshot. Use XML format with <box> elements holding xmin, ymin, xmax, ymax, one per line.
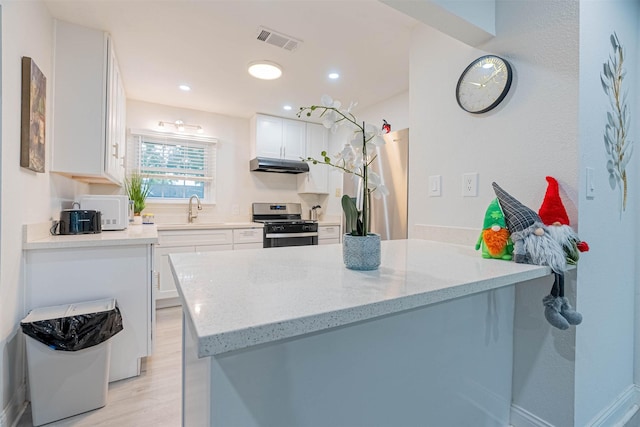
<box><xmin>482</xmin><ymin>227</ymin><xmax>510</xmax><ymax>257</ymax></box>
<box><xmin>545</xmin><ymin>223</ymin><xmax>581</xmax><ymax>265</ymax></box>
<box><xmin>512</xmin><ymin>222</ymin><xmax>567</xmax><ymax>274</ymax></box>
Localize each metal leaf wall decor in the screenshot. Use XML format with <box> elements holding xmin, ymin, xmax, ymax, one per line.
<box><xmin>600</xmin><ymin>32</ymin><xmax>633</xmax><ymax>215</ymax></box>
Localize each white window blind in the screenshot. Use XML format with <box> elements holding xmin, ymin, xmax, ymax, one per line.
<box><xmin>128</xmin><ymin>130</ymin><xmax>217</xmax><ymax>202</ymax></box>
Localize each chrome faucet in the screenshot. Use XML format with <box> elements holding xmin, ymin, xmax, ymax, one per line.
<box><xmin>188</xmin><ymin>194</ymin><xmax>202</xmax><ymax>223</ymax></box>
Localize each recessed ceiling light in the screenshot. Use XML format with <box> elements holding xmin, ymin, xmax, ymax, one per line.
<box><xmin>283</xmin><ymin>105</ymin><xmax>292</xmax><ymax>111</ymax></box>
<box><xmin>328</xmin><ymin>72</ymin><xmax>340</xmax><ymax>80</ymax></box>
<box><xmin>179</xmin><ymin>84</ymin><xmax>191</xmax><ymax>91</ymax></box>
<box><xmin>248</xmin><ymin>61</ymin><xmax>283</xmax><ymax>80</ymax></box>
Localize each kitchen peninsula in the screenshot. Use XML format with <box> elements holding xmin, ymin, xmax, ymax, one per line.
<box><xmin>171</xmin><ymin>239</ymin><xmax>550</xmax><ymax>426</ymax></box>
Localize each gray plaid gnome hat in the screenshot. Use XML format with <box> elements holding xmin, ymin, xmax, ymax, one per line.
<box><xmin>492</xmin><ymin>182</ymin><xmax>541</xmax><ymax>233</ymax></box>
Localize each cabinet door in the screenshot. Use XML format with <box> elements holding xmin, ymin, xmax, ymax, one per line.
<box><xmin>105</xmin><ymin>42</ymin><xmax>122</xmax><ymax>184</ymax></box>
<box><xmin>282</xmin><ymin>119</ymin><xmax>307</xmax><ymax>160</ymax></box>
<box><xmin>156</xmin><ymin>246</ymin><xmax>194</xmax><ymax>300</ymax></box>
<box><xmin>255</xmin><ymin>115</ymin><xmax>283</xmax><ymax>158</ymax></box>
<box><xmin>298</xmin><ymin>123</ymin><xmax>329</xmax><ymax>193</ymax></box>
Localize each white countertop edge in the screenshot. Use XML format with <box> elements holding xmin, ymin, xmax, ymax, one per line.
<box><xmin>156</xmin><ymin>222</ymin><xmax>263</xmax><ymax>231</ymax></box>
<box><xmin>23</xmin><ymin>223</ymin><xmax>158</xmax><ymax>250</ymax></box>
<box><xmin>185</xmin><ymin>258</ymin><xmax>550</xmax><ymax>358</ymax></box>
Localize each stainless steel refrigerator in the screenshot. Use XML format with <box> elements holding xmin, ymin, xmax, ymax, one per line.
<box><xmin>343</xmin><ymin>128</ymin><xmax>409</xmax><ymax>240</ymax></box>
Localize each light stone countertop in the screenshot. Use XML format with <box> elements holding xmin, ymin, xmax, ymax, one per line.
<box><xmin>170</xmin><ymin>239</ymin><xmax>550</xmax><ymax>358</ymax></box>
<box><xmin>23</xmin><ymin>223</ymin><xmax>158</xmax><ymax>250</ymax></box>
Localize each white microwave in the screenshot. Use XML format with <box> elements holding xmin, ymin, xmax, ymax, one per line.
<box><xmin>78</xmin><ymin>195</ymin><xmax>129</xmax><ymax>230</ymax></box>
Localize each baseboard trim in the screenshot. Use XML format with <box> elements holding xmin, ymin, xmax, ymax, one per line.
<box><xmin>587</xmin><ymin>384</ymin><xmax>640</xmax><ymax>427</ymax></box>
<box><xmin>510</xmin><ymin>404</ymin><xmax>555</xmax><ymax>427</ymax></box>
<box><xmin>156</xmin><ymin>297</ymin><xmax>182</xmax><ymax>309</ymax></box>
<box><xmin>0</xmin><ymin>384</ymin><xmax>27</xmax><ymax>427</ymax></box>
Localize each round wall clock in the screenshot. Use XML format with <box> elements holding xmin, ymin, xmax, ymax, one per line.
<box><xmin>455</xmin><ymin>55</ymin><xmax>513</xmax><ymax>114</ymax></box>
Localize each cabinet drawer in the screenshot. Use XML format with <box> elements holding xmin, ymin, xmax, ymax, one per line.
<box><xmin>318</xmin><ymin>225</ymin><xmax>340</xmax><ymax>240</ymax></box>
<box><xmin>233</xmin><ymin>228</ymin><xmax>263</xmax><ymax>244</ymax></box>
<box><xmin>158</xmin><ymin>229</ymin><xmax>233</xmax><ymax>247</ymax></box>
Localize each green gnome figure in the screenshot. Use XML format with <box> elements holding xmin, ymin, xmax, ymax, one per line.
<box><xmin>475</xmin><ymin>198</ymin><xmax>513</xmax><ymax>260</ymax></box>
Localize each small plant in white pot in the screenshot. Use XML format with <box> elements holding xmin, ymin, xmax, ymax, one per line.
<box><xmin>124</xmin><ymin>173</ymin><xmax>150</xmax><ymax>224</ymax></box>
<box><xmin>298</xmin><ymin>95</ymin><xmax>388</xmax><ymax>270</ymax></box>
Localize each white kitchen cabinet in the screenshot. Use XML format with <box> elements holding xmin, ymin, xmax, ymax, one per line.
<box><xmin>298</xmin><ymin>122</ymin><xmax>329</xmax><ymax>194</ymax></box>
<box><xmin>51</xmin><ymin>20</ymin><xmax>126</xmax><ymax>185</ymax></box>
<box><xmin>233</xmin><ymin>228</ymin><xmax>263</xmax><ymax>250</ymax></box>
<box><xmin>252</xmin><ymin>114</ymin><xmax>306</xmax><ymax>160</ymax></box>
<box><xmin>318</xmin><ymin>224</ymin><xmax>341</xmax><ymax>244</ymax></box>
<box><xmin>25</xmin><ymin>244</ymin><xmax>154</xmax><ymax>383</ymax></box>
<box><xmin>156</xmin><ymin>229</ymin><xmax>233</xmax><ymax>305</ymax></box>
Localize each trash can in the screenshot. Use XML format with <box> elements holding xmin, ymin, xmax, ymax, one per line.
<box><xmin>21</xmin><ymin>298</ymin><xmax>124</xmax><ymax>426</ymax></box>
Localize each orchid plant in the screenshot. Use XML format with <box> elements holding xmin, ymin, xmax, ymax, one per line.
<box><xmin>298</xmin><ymin>95</ymin><xmax>388</xmax><ymax>236</ymax></box>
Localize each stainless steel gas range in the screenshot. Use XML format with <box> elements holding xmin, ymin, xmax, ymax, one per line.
<box><xmin>252</xmin><ymin>203</ymin><xmax>318</xmax><ymax>248</ymax></box>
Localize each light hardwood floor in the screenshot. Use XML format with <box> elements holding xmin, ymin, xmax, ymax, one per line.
<box><xmin>18</xmin><ymin>307</ymin><xmax>182</xmax><ymax>426</ymax></box>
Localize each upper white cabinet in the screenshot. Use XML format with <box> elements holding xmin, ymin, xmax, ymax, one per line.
<box><xmin>51</xmin><ymin>20</ymin><xmax>126</xmax><ymax>185</ymax></box>
<box><xmin>251</xmin><ymin>114</ymin><xmax>306</xmax><ymax>160</ymax></box>
<box><xmin>297</xmin><ymin>122</ymin><xmax>329</xmax><ymax>194</ymax></box>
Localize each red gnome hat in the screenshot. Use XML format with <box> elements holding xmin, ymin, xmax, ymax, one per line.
<box><xmin>539</xmin><ymin>176</ymin><xmax>590</xmax><ymax>252</ymax></box>
<box><xmin>539</xmin><ymin>176</ymin><xmax>570</xmax><ymax>226</ymax></box>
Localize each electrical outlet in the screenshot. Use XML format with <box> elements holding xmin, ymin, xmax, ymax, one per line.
<box><xmin>462</xmin><ymin>173</ymin><xmax>478</xmax><ymax>197</ymax></box>
<box><xmin>232</xmin><ymin>204</ymin><xmax>239</xmax><ymax>215</ymax></box>
<box><xmin>335</xmin><ymin>188</ymin><xmax>342</xmax><ymax>198</ymax></box>
<box><xmin>429</xmin><ymin>175</ymin><xmax>441</xmax><ymax>197</ymax></box>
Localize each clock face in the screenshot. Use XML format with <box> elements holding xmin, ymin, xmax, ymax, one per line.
<box><xmin>456</xmin><ymin>55</ymin><xmax>513</xmax><ymax>114</ymax></box>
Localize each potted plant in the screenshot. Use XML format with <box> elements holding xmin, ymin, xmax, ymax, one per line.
<box><xmin>124</xmin><ymin>173</ymin><xmax>150</xmax><ymax>224</ymax></box>
<box><xmin>298</xmin><ymin>95</ymin><xmax>388</xmax><ymax>270</ymax></box>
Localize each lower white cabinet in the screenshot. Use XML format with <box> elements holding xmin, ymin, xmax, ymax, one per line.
<box><xmin>156</xmin><ymin>227</ymin><xmax>263</xmax><ymax>306</ymax></box>
<box><xmin>156</xmin><ymin>230</ymin><xmax>233</xmax><ymax>305</ymax></box>
<box><xmin>318</xmin><ymin>224</ymin><xmax>341</xmax><ymax>245</ymax></box>
<box><xmin>233</xmin><ymin>228</ymin><xmax>263</xmax><ymax>250</ymax></box>
<box><xmin>25</xmin><ymin>244</ymin><xmax>154</xmax><ymax>382</ymax></box>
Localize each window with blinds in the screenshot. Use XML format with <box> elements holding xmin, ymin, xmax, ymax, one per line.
<box><xmin>128</xmin><ymin>131</ymin><xmax>217</xmax><ymax>202</ymax></box>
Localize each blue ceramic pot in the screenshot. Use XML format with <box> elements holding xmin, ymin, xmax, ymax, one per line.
<box><xmin>342</xmin><ymin>233</ymin><xmax>381</xmax><ymax>270</ymax></box>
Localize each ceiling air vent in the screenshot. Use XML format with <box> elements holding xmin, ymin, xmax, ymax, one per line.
<box><xmin>256</xmin><ymin>26</ymin><xmax>302</xmax><ymax>52</ymax></box>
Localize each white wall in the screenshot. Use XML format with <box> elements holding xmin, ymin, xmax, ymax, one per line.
<box><xmin>0</xmin><ymin>1</ymin><xmax>84</xmax><ymax>424</ymax></box>
<box><xmin>408</xmin><ymin>1</ymin><xmax>585</xmax><ymax>425</ymax></box>
<box><xmin>577</xmin><ymin>1</ymin><xmax>639</xmax><ymax>425</ymax></box>
<box><xmin>356</xmin><ymin>90</ymin><xmax>409</xmax><ymax>133</ymax></box>
<box><xmin>409</xmin><ymin>0</ymin><xmax>640</xmax><ymax>425</ymax></box>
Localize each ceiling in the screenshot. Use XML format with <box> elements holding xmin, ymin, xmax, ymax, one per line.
<box><xmin>44</xmin><ymin>0</ymin><xmax>417</xmax><ymax>120</ymax></box>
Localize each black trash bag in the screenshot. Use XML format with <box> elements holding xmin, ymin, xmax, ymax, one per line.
<box><xmin>21</xmin><ymin>305</ymin><xmax>124</xmax><ymax>351</ymax></box>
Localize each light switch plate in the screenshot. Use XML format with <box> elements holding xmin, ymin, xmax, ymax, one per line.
<box><xmin>462</xmin><ymin>173</ymin><xmax>478</xmax><ymax>197</ymax></box>
<box><xmin>429</xmin><ymin>175</ymin><xmax>441</xmax><ymax>197</ymax></box>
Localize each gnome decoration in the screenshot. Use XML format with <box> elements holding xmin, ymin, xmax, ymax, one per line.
<box><xmin>539</xmin><ymin>176</ymin><xmax>590</xmax><ymax>264</ymax></box>
<box><xmin>537</xmin><ymin>176</ymin><xmax>589</xmax><ymax>327</ymax></box>
<box><xmin>475</xmin><ymin>198</ymin><xmax>513</xmax><ymax>260</ymax></box>
<box><xmin>492</xmin><ymin>182</ymin><xmax>579</xmax><ymax>330</ymax></box>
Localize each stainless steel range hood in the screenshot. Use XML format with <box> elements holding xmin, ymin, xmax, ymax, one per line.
<box><xmin>250</xmin><ymin>157</ymin><xmax>310</xmax><ymax>174</ymax></box>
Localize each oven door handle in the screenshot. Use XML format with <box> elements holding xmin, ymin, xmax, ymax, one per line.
<box><xmin>265</xmin><ymin>232</ymin><xmax>319</xmax><ymax>238</ymax></box>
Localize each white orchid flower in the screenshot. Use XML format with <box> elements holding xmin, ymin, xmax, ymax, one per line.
<box><xmin>334</xmin><ymin>144</ymin><xmax>356</xmax><ymax>169</ymax></box>
<box><xmin>320</xmin><ymin>95</ymin><xmax>343</xmax><ymax>132</ymax></box>
<box><xmin>364</xmin><ymin>123</ymin><xmax>385</xmax><ymax>146</ymax></box>
<box><xmin>367</xmin><ymin>172</ymin><xmax>389</xmax><ymax>198</ymax></box>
